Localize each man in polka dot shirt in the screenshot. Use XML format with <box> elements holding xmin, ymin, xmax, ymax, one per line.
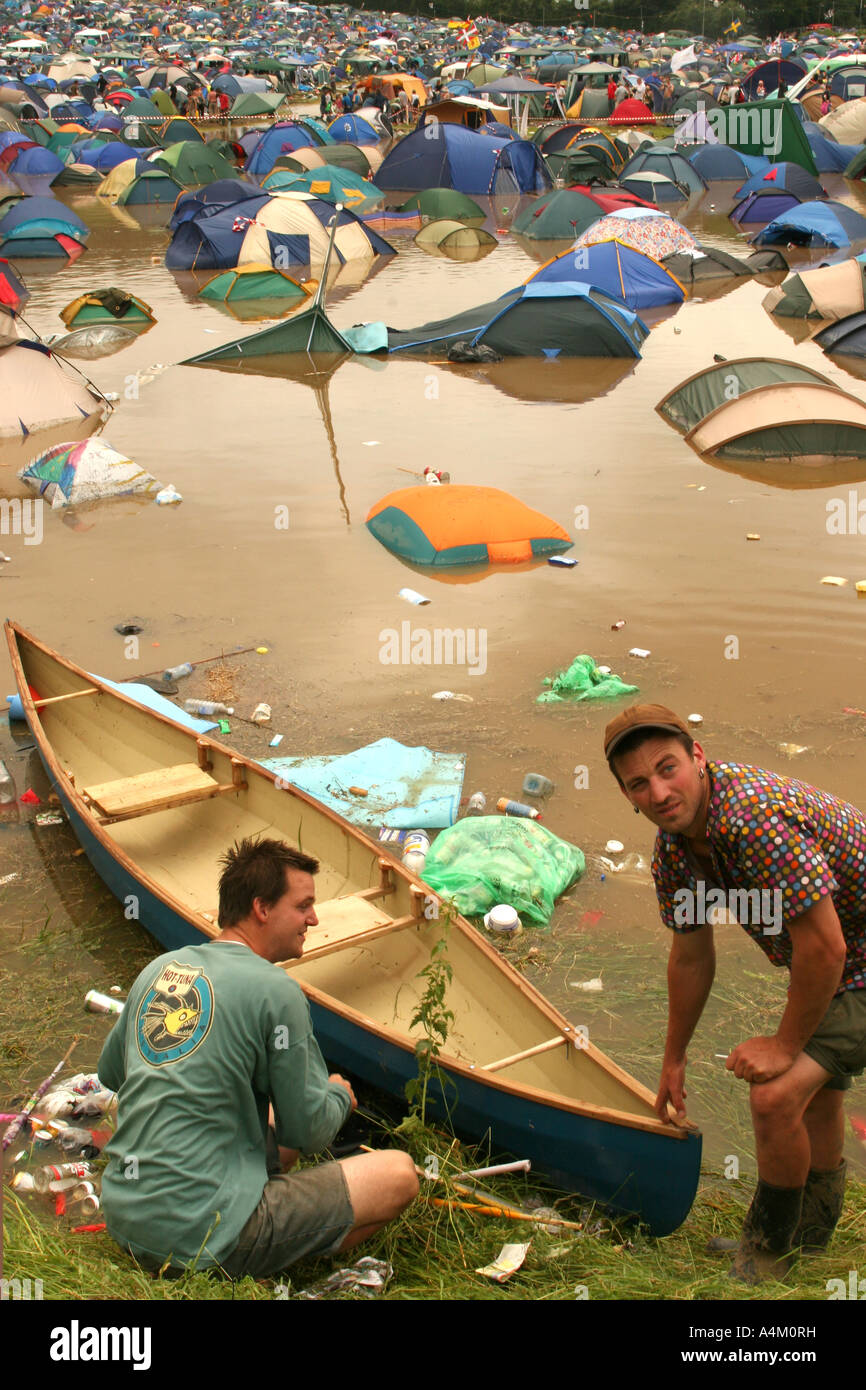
<box><xmin>604</xmin><ymin>704</ymin><xmax>866</xmax><ymax>1284</ymax></box>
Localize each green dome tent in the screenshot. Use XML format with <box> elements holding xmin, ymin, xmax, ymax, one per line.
<box><xmin>400</xmin><ymin>188</ymin><xmax>485</xmax><ymax>226</ymax></box>
<box><xmin>152</xmin><ymin>142</ymin><xmax>237</xmax><ymax>188</ymax></box>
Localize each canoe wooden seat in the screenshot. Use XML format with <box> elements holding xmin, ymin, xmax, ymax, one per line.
<box><xmin>83</xmin><ymin>760</ymin><xmax>246</xmax><ymax>825</ymax></box>
<box><xmin>296</xmin><ymin>886</ymin><xmax>425</xmax><ymax>963</ymax></box>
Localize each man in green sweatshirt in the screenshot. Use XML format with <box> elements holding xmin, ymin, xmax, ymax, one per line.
<box><xmin>98</xmin><ymin>837</ymin><xmax>418</xmax><ymax>1277</ymax></box>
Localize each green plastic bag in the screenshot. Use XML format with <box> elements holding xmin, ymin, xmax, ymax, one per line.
<box><xmin>422</xmin><ymin>816</ymin><xmax>585</xmax><ymax>928</ymax></box>
<box><xmin>537</xmin><ymin>653</ymin><xmax>638</xmax><ymax>704</ymax></box>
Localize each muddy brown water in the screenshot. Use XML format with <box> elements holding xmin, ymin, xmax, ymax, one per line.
<box><xmin>2</xmin><ymin>162</ymin><xmax>866</xmax><ymax>1185</ymax></box>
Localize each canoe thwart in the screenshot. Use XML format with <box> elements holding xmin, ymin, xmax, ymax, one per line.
<box><xmin>32</xmin><ymin>687</ymin><xmax>100</xmax><ymax>708</ymax></box>
<box><xmin>82</xmin><ymin>762</ymin><xmax>244</xmax><ymax>824</ymax></box>
<box><xmin>481</xmin><ymin>1035</ymin><xmax>569</xmax><ymax>1074</ymax></box>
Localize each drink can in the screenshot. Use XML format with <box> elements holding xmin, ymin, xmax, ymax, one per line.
<box><xmin>34</xmin><ymin>1162</ymin><xmax>95</xmax><ymax>1194</ymax></box>
<box><xmin>402</xmin><ymin>831</ymin><xmax>431</xmax><ymax>859</ymax></box>
<box><xmin>71</xmin><ymin>1181</ymin><xmax>100</xmax><ymax>1215</ymax></box>
<box><xmin>85</xmin><ymin>990</ymin><xmax>125</xmax><ymax>1016</ymax></box>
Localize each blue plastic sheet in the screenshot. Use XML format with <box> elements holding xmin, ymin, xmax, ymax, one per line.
<box><xmin>6</xmin><ymin>677</ymin><xmax>218</xmax><ymax>735</ymax></box>
<box><xmin>261</xmin><ymin>737</ymin><xmax>465</xmax><ymax>829</ymax></box>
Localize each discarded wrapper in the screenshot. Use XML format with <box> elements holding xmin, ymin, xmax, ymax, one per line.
<box><xmin>299</xmin><ymin>1256</ymin><xmax>393</xmax><ymax>1300</ymax></box>
<box><xmin>821</xmin><ymin>576</ymin><xmax>848</xmax><ymax>587</ymax></box>
<box><xmin>432</xmin><ymin>691</ymin><xmax>473</xmax><ymax>702</ymax></box>
<box><xmin>628</xmin><ymin>648</ymin><xmax>651</xmax><ymax>659</ymax></box>
<box><xmin>476</xmin><ymin>1242</ymin><xmax>531</xmax><ymax>1283</ymax></box>
<box><xmin>399</xmin><ymin>587</ymin><xmax>430</xmax><ymax>606</ymax></box>
<box><xmin>570</xmin><ymin>977</ymin><xmax>603</xmax><ymax>992</ymax></box>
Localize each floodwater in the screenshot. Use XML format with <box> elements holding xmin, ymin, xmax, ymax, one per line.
<box><xmin>2</xmin><ymin>157</ymin><xmax>866</xmax><ymax>1184</ymax></box>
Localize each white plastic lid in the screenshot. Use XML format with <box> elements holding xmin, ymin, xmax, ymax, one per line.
<box><xmin>486</xmin><ymin>904</ymin><xmax>520</xmax><ymax>930</ymax></box>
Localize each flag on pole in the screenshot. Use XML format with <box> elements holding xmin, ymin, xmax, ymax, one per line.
<box><xmin>670</xmin><ymin>43</ymin><xmax>696</xmax><ymax>73</ymax></box>
<box><xmin>457</xmin><ymin>20</ymin><xmax>480</xmax><ymax>48</ymax></box>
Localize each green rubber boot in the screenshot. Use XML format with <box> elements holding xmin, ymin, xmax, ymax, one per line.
<box><xmin>728</xmin><ymin>1180</ymin><xmax>804</xmax><ymax>1285</ymax></box>
<box><xmin>794</xmin><ymin>1162</ymin><xmax>847</xmax><ymax>1253</ymax></box>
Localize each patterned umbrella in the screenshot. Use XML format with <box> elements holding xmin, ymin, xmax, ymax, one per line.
<box><xmin>574</xmin><ymin>209</ymin><xmax>697</xmax><ymax>258</ymax></box>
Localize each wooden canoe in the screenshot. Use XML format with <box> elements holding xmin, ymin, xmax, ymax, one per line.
<box><xmin>5</xmin><ymin>621</ymin><xmax>702</xmax><ymax>1235</ymax></box>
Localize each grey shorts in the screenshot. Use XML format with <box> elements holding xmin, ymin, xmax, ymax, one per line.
<box><xmin>219</xmin><ymin>1160</ymin><xmax>355</xmax><ymax>1280</ymax></box>
<box><xmin>804</xmin><ymin>987</ymin><xmax>866</xmax><ymax>1092</ymax></box>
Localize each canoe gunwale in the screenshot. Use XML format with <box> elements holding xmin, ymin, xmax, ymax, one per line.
<box><xmin>4</xmin><ymin>619</ymin><xmax>698</xmax><ymax>1147</ymax></box>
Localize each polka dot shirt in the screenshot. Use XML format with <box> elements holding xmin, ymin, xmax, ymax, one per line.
<box><xmin>651</xmin><ymin>762</ymin><xmax>866</xmax><ymax>994</ymax></box>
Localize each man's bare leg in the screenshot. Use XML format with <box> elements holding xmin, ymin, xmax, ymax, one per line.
<box><xmin>335</xmin><ymin>1150</ymin><xmax>419</xmax><ymax>1251</ymax></box>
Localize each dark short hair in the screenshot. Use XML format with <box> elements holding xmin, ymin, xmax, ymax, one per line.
<box><xmin>218</xmin><ymin>837</ymin><xmax>319</xmax><ymax>928</ymax></box>
<box><xmin>608</xmin><ymin>728</ymin><xmax>695</xmax><ymax>785</ymax></box>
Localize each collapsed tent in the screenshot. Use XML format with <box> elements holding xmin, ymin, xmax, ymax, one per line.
<box><xmin>375</xmin><ymin>124</ymin><xmax>551</xmax><ymax>195</ymax></box>
<box><xmin>684</xmin><ymin>381</ymin><xmax>866</xmax><ymax>462</ymax></box>
<box><xmin>183</xmin><ymin>297</ymin><xmax>353</xmax><ymax>365</ymax></box>
<box><xmin>18</xmin><ymin>437</ymin><xmax>158</xmax><ymax>506</ymax></box>
<box><xmin>662</xmin><ymin>246</ymin><xmax>783</xmax><ymax>285</ymax></box>
<box><xmin>365</xmin><ymin>484</ymin><xmax>573</xmax><ymax>566</ymax></box>
<box><xmin>526</xmin><ymin>238</ymin><xmax>685</xmax><ymax>309</ymax></box>
<box><xmin>657</xmin><ymin>358</ymin><xmax>839</xmax><ymax>434</ymax></box>
<box><xmin>386</xmin><ymin>281</ymin><xmax>648</xmax><ymax>359</ymax></box>
<box><xmin>0</xmin><ymin>338</ymin><xmax>108</xmax><ymax>436</ymax></box>
<box><xmin>763</xmin><ymin>260</ymin><xmax>866</xmax><ymax>320</ymax></box>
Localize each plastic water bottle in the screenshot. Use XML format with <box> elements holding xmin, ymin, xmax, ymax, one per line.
<box><xmin>467</xmin><ymin>792</ymin><xmax>486</xmax><ymax>813</ymax></box>
<box><xmin>0</xmin><ymin>760</ymin><xmax>15</xmax><ymax>804</ymax></box>
<box><xmin>497</xmin><ymin>798</ymin><xmax>542</xmax><ymax>820</ymax></box>
<box><xmin>164</xmin><ymin>663</ymin><xmax>193</xmax><ymax>681</ymax></box>
<box><xmin>183</xmin><ymin>699</ymin><xmax>234</xmax><ymax>716</ymax></box>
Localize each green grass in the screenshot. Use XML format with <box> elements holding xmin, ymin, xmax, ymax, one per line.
<box><xmin>5</xmin><ymin>1124</ymin><xmax>866</xmax><ymax>1301</ymax></box>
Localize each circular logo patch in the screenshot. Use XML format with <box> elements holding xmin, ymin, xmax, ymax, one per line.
<box><xmin>136</xmin><ymin>962</ymin><xmax>214</xmax><ymax>1067</ymax></box>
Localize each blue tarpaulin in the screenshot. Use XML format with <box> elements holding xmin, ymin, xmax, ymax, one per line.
<box><xmin>261</xmin><ymin>737</ymin><xmax>466</xmax><ymax>829</ymax></box>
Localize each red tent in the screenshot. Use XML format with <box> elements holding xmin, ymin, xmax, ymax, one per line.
<box><xmin>0</xmin><ymin>257</ymin><xmax>27</xmax><ymax>311</ymax></box>
<box><xmin>568</xmin><ymin>183</ymin><xmax>655</xmax><ymax>213</ymax></box>
<box><xmin>610</xmin><ymin>98</ymin><xmax>655</xmax><ymax>126</ymax></box>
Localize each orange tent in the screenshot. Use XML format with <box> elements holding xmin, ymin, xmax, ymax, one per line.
<box><xmin>365</xmin><ymin>485</ymin><xmax>573</xmax><ymax>566</ymax></box>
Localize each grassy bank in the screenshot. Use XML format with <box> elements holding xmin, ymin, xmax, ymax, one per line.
<box><xmin>5</xmin><ymin>1121</ymin><xmax>865</xmax><ymax>1302</ymax></box>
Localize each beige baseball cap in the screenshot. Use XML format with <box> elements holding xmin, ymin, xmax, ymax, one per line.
<box><xmin>603</xmin><ymin>704</ymin><xmax>693</xmax><ymax>762</ymax></box>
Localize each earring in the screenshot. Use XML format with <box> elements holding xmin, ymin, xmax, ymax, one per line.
<box><xmin>634</xmin><ymin>804</ymin><xmax>640</xmax><ymax>814</ymax></box>
<box><xmin>698</xmin><ymin>767</ymin><xmax>705</xmax><ymax>780</ymax></box>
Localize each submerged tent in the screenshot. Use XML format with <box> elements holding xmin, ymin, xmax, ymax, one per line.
<box><xmin>0</xmin><ymin>193</ymin><xmax>88</xmax><ymax>257</ymax></box>
<box><xmin>415</xmin><ymin>219</ymin><xmax>497</xmax><ymax>260</ymax></box>
<box><xmin>0</xmin><ymin>338</ymin><xmax>108</xmax><ymax>436</ymax></box>
<box><xmin>512</xmin><ymin>189</ymin><xmax>605</xmax><ymax>241</ymax></box>
<box><xmin>685</xmin><ymin>381</ymin><xmax>866</xmax><ymax>462</ymax></box>
<box><xmin>198</xmin><ymin>263</ymin><xmax>310</xmax><ymax>307</ymax></box>
<box><xmin>751</xmin><ymin>200</ymin><xmax>866</xmax><ymax>248</ymax></box>
<box><xmin>687</xmin><ymin>144</ymin><xmax>770</xmax><ymax>181</ymax></box>
<box><xmin>261</xmin><ymin>164</ymin><xmax>382</xmax><ymax>213</ymax></box>
<box><xmin>0</xmin><ymin>256</ymin><xmax>27</xmax><ymax>310</ymax></box>
<box><xmin>60</xmin><ymin>287</ymin><xmax>154</xmax><ymax>329</ymax></box>
<box><xmin>814</xmin><ymin>312</ymin><xmax>866</xmax><ymax>358</ymax></box>
<box><xmin>661</xmin><ymin>246</ymin><xmax>779</xmax><ymax>285</ymax></box>
<box><xmin>620</xmin><ymin>148</ymin><xmax>707</xmax><ymax>197</ymax></box>
<box><xmin>375</xmin><ymin>125</ymin><xmax>551</xmax><ymax>195</ymax></box>
<box><xmin>365</xmin><ymin>485</ymin><xmax>573</xmax><ymax>567</ymax></box>
<box><xmin>575</xmin><ymin>208</ymin><xmax>697</xmax><ymax>259</ymax></box>
<box><xmin>730</xmin><ymin>189</ymin><xmax>804</xmax><ymax>224</ymax></box>
<box><xmin>763</xmin><ymin>260</ymin><xmax>866</xmax><ymax>320</ymax></box>
<box><xmin>526</xmin><ymin>238</ymin><xmax>685</xmax><ymax>309</ymax></box>
<box><xmin>386</xmin><ymin>282</ymin><xmax>648</xmax><ymax>359</ymax></box>
<box><xmin>151</xmin><ymin>141</ymin><xmax>236</xmax><ymax>189</ymax></box>
<box><xmin>657</xmin><ymin>357</ymin><xmax>838</xmax><ymax>434</ymax></box>
<box><xmin>165</xmin><ymin>193</ymin><xmax>395</xmax><ymax>272</ymax></box>
<box><xmin>19</xmin><ymin>437</ymin><xmax>158</xmax><ymax>506</ymax></box>
<box><xmin>733</xmin><ymin>161</ymin><xmax>825</xmax><ymax>202</ymax></box>
<box><xmin>400</xmin><ymin>188</ymin><xmax>485</xmax><ymax>225</ymax></box>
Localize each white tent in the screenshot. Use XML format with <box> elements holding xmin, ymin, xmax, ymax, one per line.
<box><xmin>0</xmin><ymin>340</ymin><xmax>109</xmax><ymax>438</ymax></box>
